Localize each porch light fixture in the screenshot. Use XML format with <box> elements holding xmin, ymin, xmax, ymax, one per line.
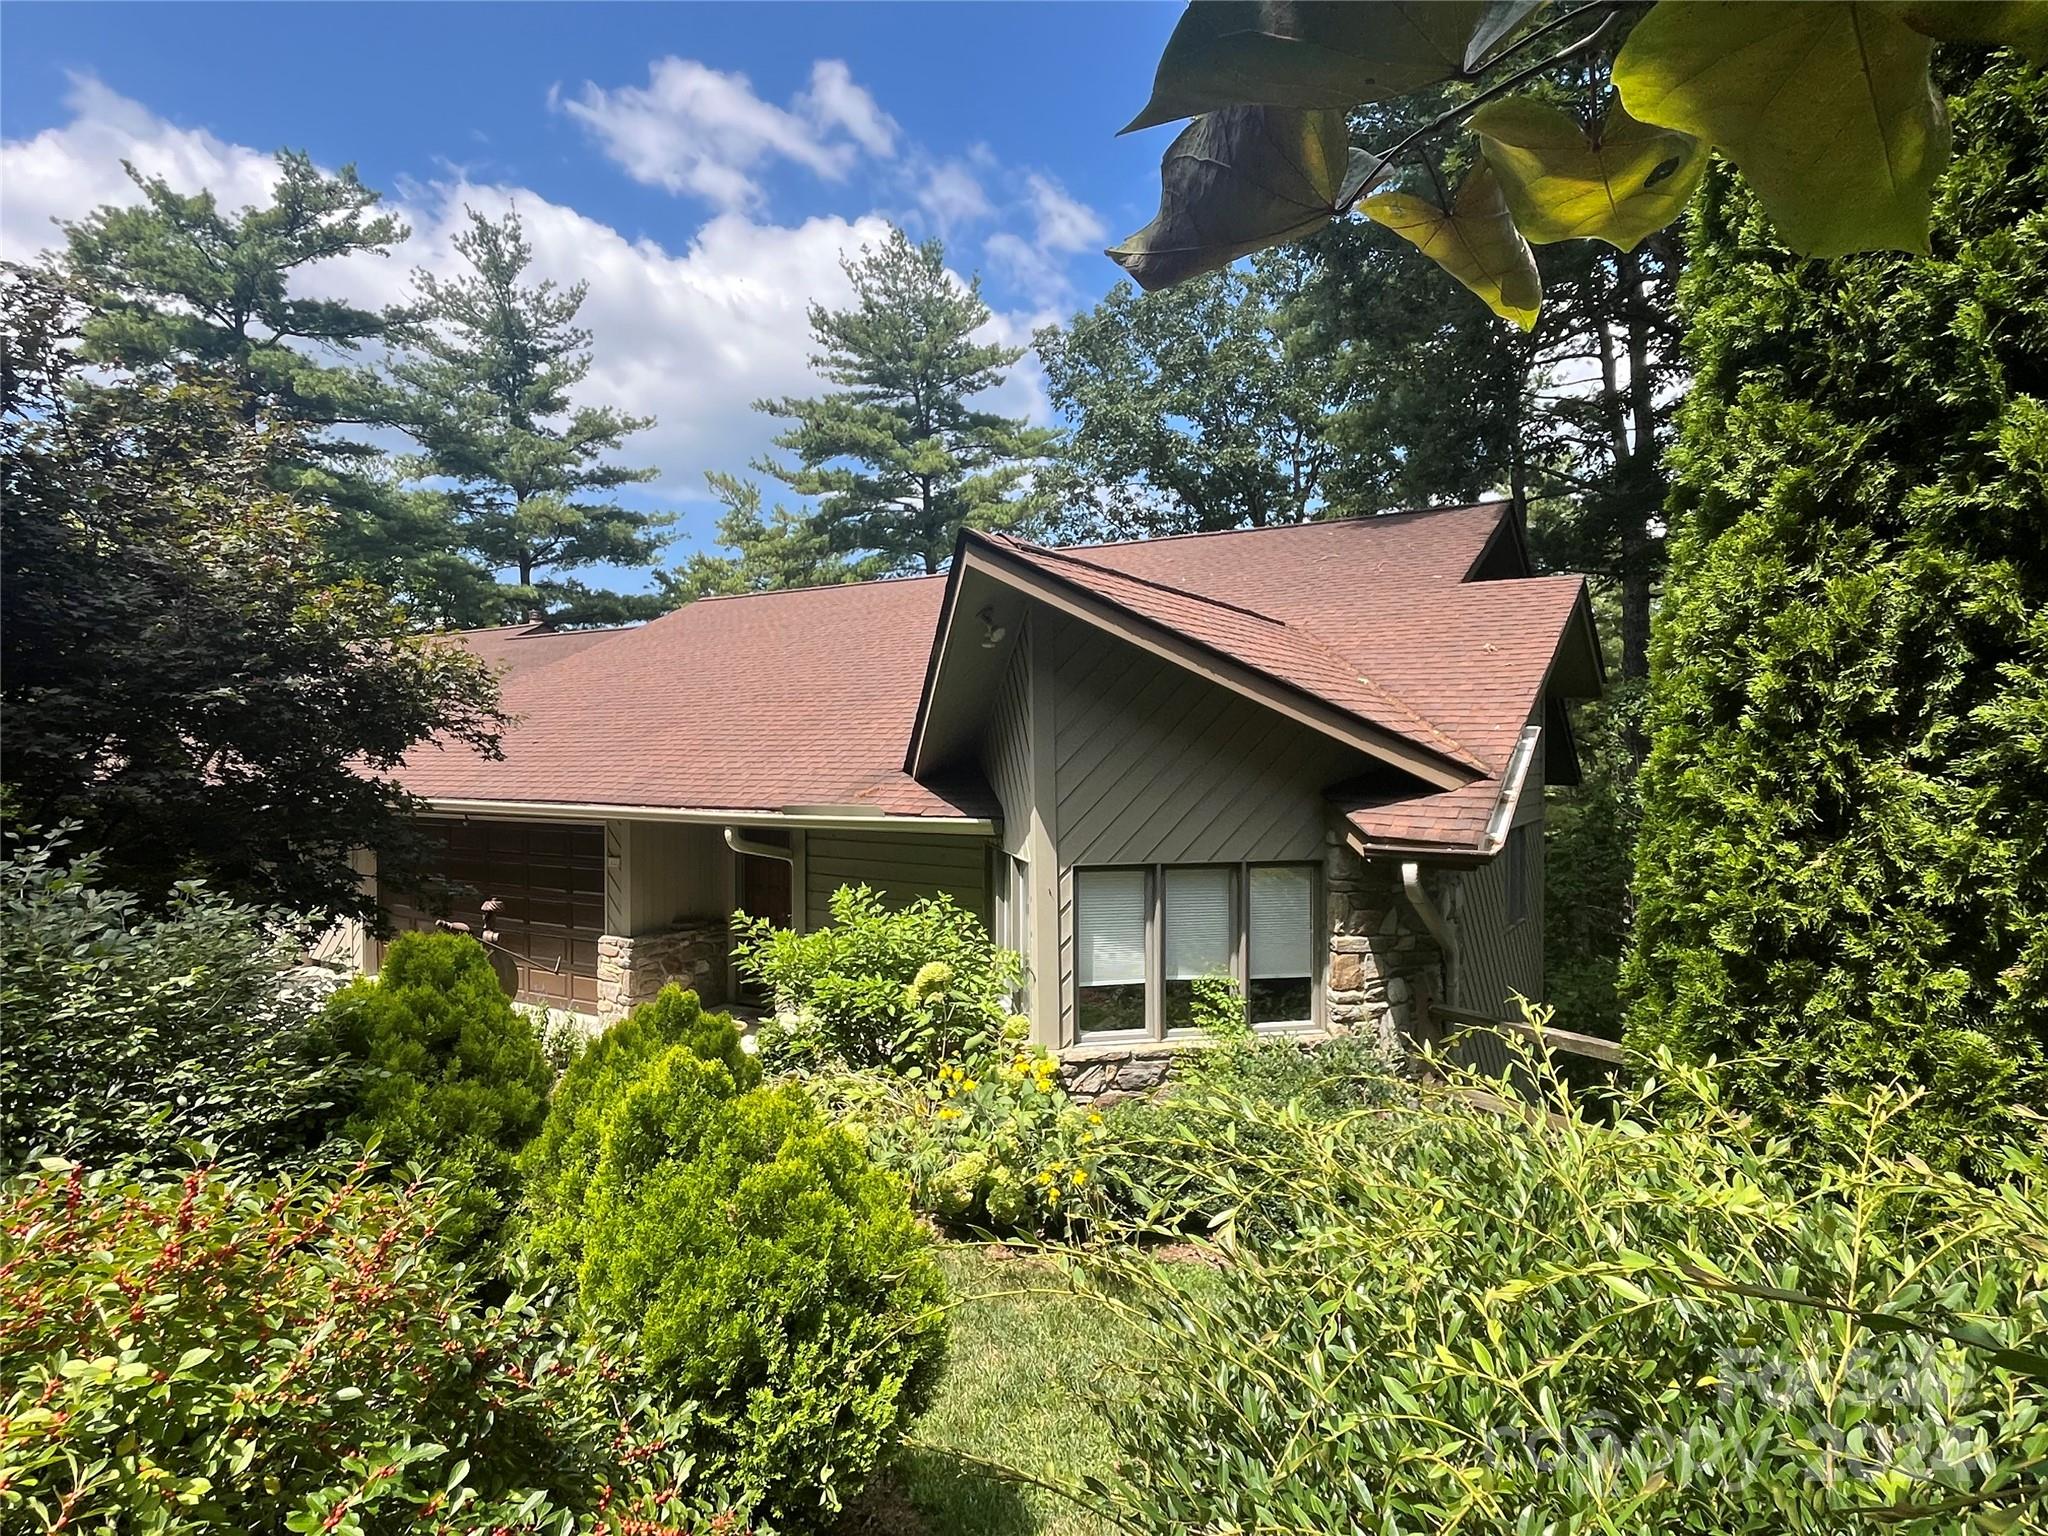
<box><xmin>977</xmin><ymin>605</ymin><xmax>1006</xmax><ymax>648</ymax></box>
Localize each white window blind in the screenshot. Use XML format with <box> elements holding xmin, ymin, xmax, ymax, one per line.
<box><xmin>1248</xmin><ymin>865</ymin><xmax>1313</xmax><ymax>979</ymax></box>
<box><xmin>1076</xmin><ymin>869</ymin><xmax>1148</xmax><ymax>987</ymax></box>
<box><xmin>1163</xmin><ymin>866</ymin><xmax>1233</xmax><ymax>980</ymax></box>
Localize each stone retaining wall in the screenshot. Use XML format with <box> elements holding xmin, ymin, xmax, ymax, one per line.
<box><xmin>597</xmin><ymin>919</ymin><xmax>729</xmax><ymax>1023</ymax></box>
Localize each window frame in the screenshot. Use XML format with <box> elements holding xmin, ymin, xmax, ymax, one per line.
<box><xmin>1068</xmin><ymin>859</ymin><xmax>1322</xmax><ymax>1045</ymax></box>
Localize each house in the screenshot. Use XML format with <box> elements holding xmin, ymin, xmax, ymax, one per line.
<box><xmin>364</xmin><ymin>500</ymin><xmax>1601</xmax><ymax>1074</ymax></box>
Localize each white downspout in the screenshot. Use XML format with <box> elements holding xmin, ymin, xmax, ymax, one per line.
<box><xmin>724</xmin><ymin>827</ymin><xmax>794</xmax><ymax>866</ymax></box>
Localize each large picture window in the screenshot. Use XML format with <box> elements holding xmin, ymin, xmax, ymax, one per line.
<box><xmin>1072</xmin><ymin>861</ymin><xmax>1319</xmax><ymax>1041</ymax></box>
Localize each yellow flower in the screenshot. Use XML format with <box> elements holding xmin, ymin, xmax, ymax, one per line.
<box><xmin>937</xmin><ymin>1108</ymin><xmax>962</xmax><ymax>1121</ymax></box>
<box><xmin>963</xmin><ymin>1078</ymin><xmax>980</xmax><ymax>1092</ymax></box>
<box><xmin>1088</xmin><ymin>1112</ymin><xmax>1104</xmax><ymax>1125</ymax></box>
<box><xmin>1036</xmin><ymin>1079</ymin><xmax>1052</xmax><ymax>1093</ymax></box>
<box><xmin>1071</xmin><ymin>1169</ymin><xmax>1089</xmax><ymax>1186</ymax></box>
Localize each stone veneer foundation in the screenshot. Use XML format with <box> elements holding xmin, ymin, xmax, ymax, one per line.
<box><xmin>596</xmin><ymin>919</ymin><xmax>729</xmax><ymax>1023</ymax></box>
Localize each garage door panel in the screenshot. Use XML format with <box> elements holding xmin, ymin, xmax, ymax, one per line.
<box><xmin>380</xmin><ymin>819</ymin><xmax>606</xmax><ymax>1011</ymax></box>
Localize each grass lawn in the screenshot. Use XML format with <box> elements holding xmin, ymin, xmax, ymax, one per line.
<box><xmin>842</xmin><ymin>1242</ymin><xmax>1152</xmax><ymax>1535</ymax></box>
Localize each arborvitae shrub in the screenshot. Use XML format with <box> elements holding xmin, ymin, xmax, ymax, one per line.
<box><xmin>568</xmin><ymin>1033</ymin><xmax>946</xmax><ymax>1529</ymax></box>
<box><xmin>319</xmin><ymin>930</ymin><xmax>550</xmax><ymax>1248</ymax></box>
<box><xmin>517</xmin><ymin>983</ymin><xmax>758</xmax><ymax>1273</ymax></box>
<box><xmin>1623</xmin><ymin>55</ymin><xmax>2048</xmax><ymax>1175</ymax></box>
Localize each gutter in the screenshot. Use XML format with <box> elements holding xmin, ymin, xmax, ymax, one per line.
<box><xmin>421</xmin><ymin>797</ymin><xmax>995</xmax><ymax>836</ymax></box>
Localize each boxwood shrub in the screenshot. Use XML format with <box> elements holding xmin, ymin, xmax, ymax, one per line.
<box><xmin>318</xmin><ymin>931</ymin><xmax>551</xmax><ymax>1251</ymax></box>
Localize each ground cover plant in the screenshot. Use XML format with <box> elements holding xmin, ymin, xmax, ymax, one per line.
<box><xmin>522</xmin><ymin>987</ymin><xmax>946</xmax><ymax>1531</ymax></box>
<box><xmin>0</xmin><ymin>822</ymin><xmax>343</xmax><ymax>1171</ymax></box>
<box><xmin>0</xmin><ymin>1158</ymin><xmax>731</xmax><ymax>1535</ymax></box>
<box><xmin>1078</xmin><ymin>1049</ymin><xmax>2048</xmax><ymax>1535</ymax></box>
<box><xmin>318</xmin><ymin>930</ymin><xmax>552</xmax><ymax>1251</ymax></box>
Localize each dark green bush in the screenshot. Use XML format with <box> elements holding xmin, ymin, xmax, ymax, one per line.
<box><xmin>733</xmin><ymin>884</ymin><xmax>1023</xmax><ymax>1069</ymax></box>
<box><xmin>0</xmin><ymin>822</ymin><xmax>343</xmax><ymax>1169</ymax></box>
<box><xmin>0</xmin><ymin>1159</ymin><xmax>732</xmax><ymax>1534</ymax></box>
<box><xmin>1084</xmin><ymin>1055</ymin><xmax>2048</xmax><ymax>1535</ymax></box>
<box><xmin>319</xmin><ymin>931</ymin><xmax>550</xmax><ymax>1250</ymax></box>
<box><xmin>557</xmin><ymin>1028</ymin><xmax>946</xmax><ymax>1530</ymax></box>
<box><xmin>518</xmin><ymin>983</ymin><xmax>758</xmax><ymax>1273</ymax></box>
<box><xmin>1622</xmin><ymin>56</ymin><xmax>2048</xmax><ymax>1176</ymax></box>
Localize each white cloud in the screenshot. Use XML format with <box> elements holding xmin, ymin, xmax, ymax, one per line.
<box><xmin>982</xmin><ymin>173</ymin><xmax>1107</xmax><ymax>310</ymax></box>
<box><xmin>915</xmin><ymin>157</ymin><xmax>993</xmax><ymax>232</ymax></box>
<box><xmin>0</xmin><ymin>73</ymin><xmax>279</xmax><ymax>261</ymax></box>
<box><xmin>555</xmin><ymin>56</ymin><xmax>896</xmax><ymax>210</ymax></box>
<box><xmin>0</xmin><ymin>77</ymin><xmax>1055</xmax><ymax>549</ymax></box>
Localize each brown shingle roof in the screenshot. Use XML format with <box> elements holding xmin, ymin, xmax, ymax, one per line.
<box><xmin>400</xmin><ymin>502</ymin><xmax>1598</xmax><ymax>854</ymax></box>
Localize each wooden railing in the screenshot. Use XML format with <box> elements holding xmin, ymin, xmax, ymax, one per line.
<box><xmin>1426</xmin><ymin>1004</ymin><xmax>1625</xmax><ymax>1064</ymax></box>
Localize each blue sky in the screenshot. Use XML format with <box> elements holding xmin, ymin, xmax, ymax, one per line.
<box><xmin>1</xmin><ymin>1</ymin><xmax>1184</xmax><ymax>578</ymax></box>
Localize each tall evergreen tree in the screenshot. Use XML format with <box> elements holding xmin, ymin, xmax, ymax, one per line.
<box><xmin>57</xmin><ymin>153</ymin><xmax>493</xmax><ymax>623</ymax></box>
<box><xmin>395</xmin><ymin>208</ymin><xmax>668</xmax><ymax>624</ymax></box>
<box><xmin>754</xmin><ymin>228</ymin><xmax>1057</xmax><ymax>576</ymax></box>
<box><xmin>1623</xmin><ymin>54</ymin><xmax>2047</xmax><ymax>1174</ymax></box>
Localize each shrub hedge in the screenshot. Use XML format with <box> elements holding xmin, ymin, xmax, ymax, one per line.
<box><xmin>0</xmin><ymin>1159</ymin><xmax>732</xmax><ymax>1535</ymax></box>
<box><xmin>1622</xmin><ymin>54</ymin><xmax>2048</xmax><ymax>1175</ymax></box>
<box><xmin>318</xmin><ymin>931</ymin><xmax>551</xmax><ymax>1251</ymax></box>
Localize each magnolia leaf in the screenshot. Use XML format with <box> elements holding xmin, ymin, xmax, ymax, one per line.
<box><xmin>1896</xmin><ymin>0</ymin><xmax>2048</xmax><ymax>64</ymax></box>
<box><xmin>1614</xmin><ymin>1</ymin><xmax>1950</xmax><ymax>258</ymax></box>
<box><xmin>1361</xmin><ymin>162</ymin><xmax>1542</xmax><ymax>329</ymax></box>
<box><xmin>1465</xmin><ymin>0</ymin><xmax>1550</xmax><ymax>70</ymax></box>
<box><xmin>1124</xmin><ymin>2</ymin><xmax>1500</xmax><ymax>133</ymax></box>
<box><xmin>1109</xmin><ymin>106</ymin><xmax>1381</xmax><ymax>291</ymax></box>
<box><xmin>1471</xmin><ymin>95</ymin><xmax>1707</xmax><ymax>249</ymax></box>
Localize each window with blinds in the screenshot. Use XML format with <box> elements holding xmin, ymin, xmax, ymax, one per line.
<box><xmin>1247</xmin><ymin>864</ymin><xmax>1315</xmax><ymax>1027</ymax></box>
<box><xmin>1075</xmin><ymin>867</ymin><xmax>1148</xmax><ymax>1035</ymax></box>
<box><xmin>1163</xmin><ymin>865</ymin><xmax>1233</xmax><ymax>1032</ymax></box>
<box><xmin>1069</xmin><ymin>861</ymin><xmax>1319</xmax><ymax>1040</ymax></box>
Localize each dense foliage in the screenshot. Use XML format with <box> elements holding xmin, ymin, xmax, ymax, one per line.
<box><xmin>750</xmin><ymin>228</ymin><xmax>1057</xmax><ymax>576</ymax></box>
<box><xmin>531</xmin><ymin>1006</ymin><xmax>945</xmax><ymax>1530</ymax></box>
<box><xmin>734</xmin><ymin>885</ymin><xmax>1025</xmax><ymax>1070</ymax></box>
<box><xmin>821</xmin><ymin>1045</ymin><xmax>1109</xmax><ymax>1236</ymax></box>
<box><xmin>0</xmin><ymin>824</ymin><xmax>342</xmax><ymax>1170</ymax></box>
<box><xmin>1624</xmin><ymin>56</ymin><xmax>2048</xmax><ymax>1176</ymax></box>
<box><xmin>1084</xmin><ymin>1055</ymin><xmax>2048</xmax><ymax>1534</ymax></box>
<box><xmin>0</xmin><ymin>268</ymin><xmax>505</xmax><ymax>924</ymax></box>
<box><xmin>319</xmin><ymin>932</ymin><xmax>551</xmax><ymax>1250</ymax></box>
<box><xmin>518</xmin><ymin>984</ymin><xmax>760</xmax><ymax>1276</ymax></box>
<box><xmin>0</xmin><ymin>1160</ymin><xmax>732</xmax><ymax>1535</ymax></box>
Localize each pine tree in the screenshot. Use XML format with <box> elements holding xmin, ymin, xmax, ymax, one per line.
<box><xmin>657</xmin><ymin>472</ymin><xmax>886</xmax><ymax>603</ymax></box>
<box><xmin>395</xmin><ymin>208</ymin><xmax>668</xmax><ymax>624</ymax></box>
<box><xmin>57</xmin><ymin>153</ymin><xmax>494</xmax><ymax>624</ymax></box>
<box><xmin>1622</xmin><ymin>54</ymin><xmax>2048</xmax><ymax>1174</ymax></box>
<box><xmin>754</xmin><ymin>229</ymin><xmax>1056</xmax><ymax>576</ymax></box>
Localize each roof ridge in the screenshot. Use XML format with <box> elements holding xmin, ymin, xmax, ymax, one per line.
<box><xmin>691</xmin><ymin>571</ymin><xmax>948</xmax><ymax>603</ymax></box>
<box><xmin>991</xmin><ymin>535</ymin><xmax>1290</xmax><ymax>625</ymax></box>
<box><xmin>1046</xmin><ymin>499</ymin><xmax>1512</xmax><ymax>554</ymax></box>
<box><xmin>986</xmin><ymin>533</ymin><xmax>1487</xmax><ymax>774</ymax></box>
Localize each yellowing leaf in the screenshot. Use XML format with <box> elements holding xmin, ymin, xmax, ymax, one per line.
<box><xmin>1896</xmin><ymin>0</ymin><xmax>2048</xmax><ymax>65</ymax></box>
<box><xmin>1470</xmin><ymin>96</ymin><xmax>1707</xmax><ymax>249</ymax></box>
<box><xmin>1614</xmin><ymin>1</ymin><xmax>1950</xmax><ymax>258</ymax></box>
<box><xmin>1361</xmin><ymin>163</ymin><xmax>1541</xmax><ymax>330</ymax></box>
<box><xmin>1124</xmin><ymin>1</ymin><xmax>1515</xmax><ymax>133</ymax></box>
<box><xmin>1109</xmin><ymin>106</ymin><xmax>1381</xmax><ymax>292</ymax></box>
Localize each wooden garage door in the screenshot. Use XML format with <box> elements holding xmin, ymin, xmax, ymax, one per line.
<box><xmin>382</xmin><ymin>819</ymin><xmax>605</xmax><ymax>1011</ymax></box>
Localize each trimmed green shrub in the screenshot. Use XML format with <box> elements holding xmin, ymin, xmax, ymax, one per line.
<box><xmin>733</xmin><ymin>884</ymin><xmax>1023</xmax><ymax>1069</ymax></box>
<box><xmin>1622</xmin><ymin>55</ymin><xmax>2048</xmax><ymax>1176</ymax></box>
<box><xmin>1083</xmin><ymin>1055</ymin><xmax>2048</xmax><ymax>1534</ymax></box>
<box><xmin>0</xmin><ymin>822</ymin><xmax>343</xmax><ymax>1169</ymax></box>
<box><xmin>518</xmin><ymin>983</ymin><xmax>758</xmax><ymax>1274</ymax></box>
<box><xmin>319</xmin><ymin>931</ymin><xmax>550</xmax><ymax>1250</ymax></box>
<box><xmin>562</xmin><ymin>1033</ymin><xmax>946</xmax><ymax>1530</ymax></box>
<box><xmin>0</xmin><ymin>1159</ymin><xmax>732</xmax><ymax>1534</ymax></box>
<box><xmin>820</xmin><ymin>1042</ymin><xmax>1110</xmax><ymax>1236</ymax></box>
